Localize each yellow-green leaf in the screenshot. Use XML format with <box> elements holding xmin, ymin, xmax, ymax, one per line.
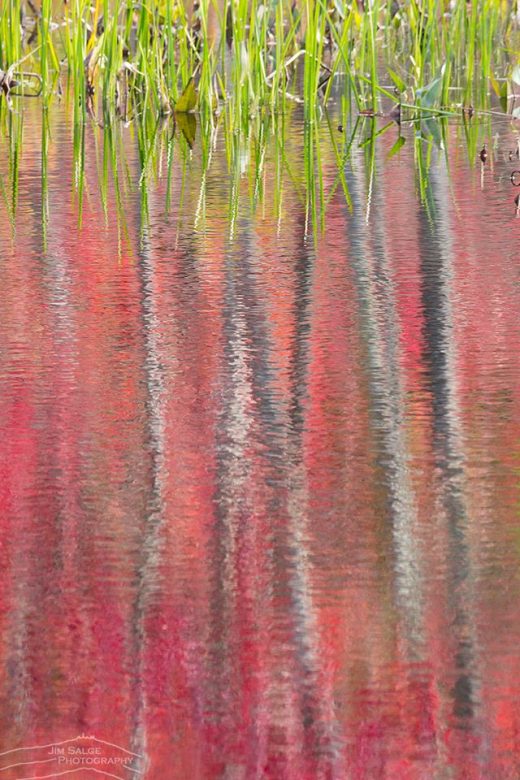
<box><xmin>387</xmin><ymin>67</ymin><xmax>406</xmax><ymax>94</ymax></box>
<box><xmin>387</xmin><ymin>135</ymin><xmax>405</xmax><ymax>159</ymax></box>
<box><xmin>175</xmin><ymin>111</ymin><xmax>197</xmax><ymax>148</ymax></box>
<box><xmin>175</xmin><ymin>77</ymin><xmax>197</xmax><ymax>113</ymax></box>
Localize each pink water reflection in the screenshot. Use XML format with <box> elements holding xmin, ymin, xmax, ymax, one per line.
<box><xmin>0</xmin><ymin>109</ymin><xmax>520</xmax><ymax>779</ymax></box>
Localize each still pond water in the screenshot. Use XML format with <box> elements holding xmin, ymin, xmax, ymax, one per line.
<box><xmin>0</xmin><ymin>104</ymin><xmax>520</xmax><ymax>779</ymax></box>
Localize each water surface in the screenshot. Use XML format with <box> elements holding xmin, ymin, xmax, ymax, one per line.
<box><xmin>1</xmin><ymin>105</ymin><xmax>520</xmax><ymax>779</ymax></box>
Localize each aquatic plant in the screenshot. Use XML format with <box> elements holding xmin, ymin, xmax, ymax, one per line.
<box><xmin>0</xmin><ymin>0</ymin><xmax>518</xmax><ymax>121</ymax></box>
<box><xmin>1</xmin><ymin>0</ymin><xmax>520</xmax><ymax>246</ymax></box>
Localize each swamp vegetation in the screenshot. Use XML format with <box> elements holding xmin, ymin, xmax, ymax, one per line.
<box><xmin>0</xmin><ymin>0</ymin><xmax>519</xmax><ymax>119</ymax></box>
<box><xmin>0</xmin><ymin>0</ymin><xmax>519</xmax><ymax>237</ymax></box>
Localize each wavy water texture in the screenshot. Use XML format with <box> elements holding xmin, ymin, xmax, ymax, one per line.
<box><xmin>1</xmin><ymin>105</ymin><xmax>520</xmax><ymax>779</ymax></box>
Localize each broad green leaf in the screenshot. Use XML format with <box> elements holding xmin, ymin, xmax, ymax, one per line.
<box><xmin>491</xmin><ymin>75</ymin><xmax>509</xmax><ymax>112</ymax></box>
<box><xmin>387</xmin><ymin>67</ymin><xmax>406</xmax><ymax>94</ymax></box>
<box><xmin>421</xmin><ymin>117</ymin><xmax>442</xmax><ymax>149</ymax></box>
<box><xmin>175</xmin><ymin>77</ymin><xmax>197</xmax><ymax>113</ymax></box>
<box><xmin>387</xmin><ymin>135</ymin><xmax>405</xmax><ymax>159</ymax></box>
<box><xmin>175</xmin><ymin>112</ymin><xmax>197</xmax><ymax>148</ymax></box>
<box><xmin>490</xmin><ymin>74</ymin><xmax>500</xmax><ymax>96</ymax></box>
<box><xmin>416</xmin><ymin>75</ymin><xmax>442</xmax><ymax>108</ymax></box>
<box><xmin>416</xmin><ymin>65</ymin><xmax>445</xmax><ymax>108</ymax></box>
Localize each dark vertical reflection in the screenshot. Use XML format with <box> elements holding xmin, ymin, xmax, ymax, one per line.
<box><xmin>418</xmin><ymin>154</ymin><xmax>482</xmax><ymax>760</ymax></box>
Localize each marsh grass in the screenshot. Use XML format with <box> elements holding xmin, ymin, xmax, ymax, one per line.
<box><xmin>0</xmin><ymin>1</ymin><xmax>519</xmax><ymax>248</ymax></box>
<box><xmin>0</xmin><ymin>0</ymin><xmax>518</xmax><ymax>122</ymax></box>
<box><xmin>0</xmin><ymin>82</ymin><xmax>500</xmax><ymax>258</ymax></box>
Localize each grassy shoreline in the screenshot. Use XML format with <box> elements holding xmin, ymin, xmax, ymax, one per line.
<box><xmin>0</xmin><ymin>0</ymin><xmax>519</xmax><ymax>124</ymax></box>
